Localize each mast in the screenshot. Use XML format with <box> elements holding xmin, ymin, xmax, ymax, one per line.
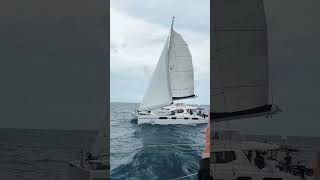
<box><xmin>168</xmin><ymin>16</ymin><xmax>175</xmax><ymax>49</ymax></box>
<box><xmin>167</xmin><ymin>16</ymin><xmax>175</xmax><ymax>104</ymax></box>
<box><xmin>171</xmin><ymin>16</ymin><xmax>175</xmax><ymax>31</ymax></box>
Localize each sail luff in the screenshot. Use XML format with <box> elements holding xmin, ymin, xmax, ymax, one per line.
<box><xmin>167</xmin><ymin>17</ymin><xmax>174</xmax><ymax>101</ymax></box>
<box><xmin>168</xmin><ymin>16</ymin><xmax>175</xmax><ymax>58</ymax></box>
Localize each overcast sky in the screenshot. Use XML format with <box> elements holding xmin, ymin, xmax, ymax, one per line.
<box><xmin>110</xmin><ymin>0</ymin><xmax>210</xmax><ymax>105</ymax></box>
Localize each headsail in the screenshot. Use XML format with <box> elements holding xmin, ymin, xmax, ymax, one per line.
<box><xmin>211</xmin><ymin>0</ymin><xmax>273</xmax><ymax>121</ymax></box>
<box><xmin>139</xmin><ymin>37</ymin><xmax>172</xmax><ymax>111</ymax></box>
<box><xmin>169</xmin><ymin>30</ymin><xmax>195</xmax><ymax>100</ymax></box>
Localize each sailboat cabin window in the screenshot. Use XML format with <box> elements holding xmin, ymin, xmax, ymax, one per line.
<box><xmin>176</xmin><ymin>109</ymin><xmax>184</xmax><ymax>113</ymax></box>
<box><xmin>211</xmin><ymin>151</ymin><xmax>236</xmax><ymax>163</ymax></box>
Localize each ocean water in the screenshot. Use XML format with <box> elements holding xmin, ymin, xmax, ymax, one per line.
<box><xmin>1</xmin><ymin>102</ymin><xmax>320</xmax><ymax>180</ymax></box>
<box><xmin>110</xmin><ymin>102</ymin><xmax>208</xmax><ymax>180</ymax></box>
<box><xmin>0</xmin><ymin>128</ymin><xmax>97</xmax><ymax>180</ymax></box>
<box><xmin>111</xmin><ymin>103</ymin><xmax>320</xmax><ymax>180</ymax></box>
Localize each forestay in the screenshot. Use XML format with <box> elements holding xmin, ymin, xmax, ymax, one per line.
<box><xmin>211</xmin><ymin>0</ymin><xmax>272</xmax><ymax>121</ymax></box>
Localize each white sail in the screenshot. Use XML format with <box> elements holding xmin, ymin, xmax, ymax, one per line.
<box><xmin>212</xmin><ymin>0</ymin><xmax>272</xmax><ymax>121</ymax></box>
<box><xmin>139</xmin><ymin>38</ymin><xmax>172</xmax><ymax>111</ymax></box>
<box><xmin>90</xmin><ymin>113</ymin><xmax>107</xmax><ymax>157</ymax></box>
<box><xmin>139</xmin><ymin>17</ymin><xmax>196</xmax><ymax>110</ymax></box>
<box><xmin>169</xmin><ymin>30</ymin><xmax>195</xmax><ymax>99</ymax></box>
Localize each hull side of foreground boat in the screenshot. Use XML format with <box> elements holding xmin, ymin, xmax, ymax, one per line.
<box><xmin>212</xmin><ymin>170</ymin><xmax>302</xmax><ymax>180</ymax></box>
<box><xmin>138</xmin><ymin>117</ymin><xmax>207</xmax><ymax>125</ymax></box>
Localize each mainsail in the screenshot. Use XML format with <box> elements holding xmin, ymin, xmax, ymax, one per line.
<box><xmin>169</xmin><ymin>30</ymin><xmax>195</xmax><ymax>99</ymax></box>
<box><xmin>139</xmin><ymin>17</ymin><xmax>195</xmax><ymax>111</ymax></box>
<box><xmin>211</xmin><ymin>0</ymin><xmax>273</xmax><ymax>121</ymax></box>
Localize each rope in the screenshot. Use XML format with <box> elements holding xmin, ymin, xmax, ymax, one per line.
<box><xmin>172</xmin><ymin>172</ymin><xmax>198</xmax><ymax>180</ymax></box>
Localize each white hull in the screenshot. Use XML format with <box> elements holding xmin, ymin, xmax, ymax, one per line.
<box><xmin>134</xmin><ymin>103</ymin><xmax>208</xmax><ymax>125</ymax></box>
<box><xmin>138</xmin><ymin>116</ymin><xmax>207</xmax><ymax>125</ymax></box>
<box><xmin>68</xmin><ymin>160</ymin><xmax>108</xmax><ymax>180</ymax></box>
<box><xmin>210</xmin><ymin>130</ymin><xmax>311</xmax><ymax>180</ymax></box>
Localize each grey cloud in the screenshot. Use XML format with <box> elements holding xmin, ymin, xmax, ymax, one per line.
<box><xmin>111</xmin><ymin>0</ymin><xmax>210</xmax><ymax>33</ymax></box>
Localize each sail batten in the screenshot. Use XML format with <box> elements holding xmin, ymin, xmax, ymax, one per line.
<box><xmin>212</xmin><ymin>0</ymin><xmax>272</xmax><ymax>121</ymax></box>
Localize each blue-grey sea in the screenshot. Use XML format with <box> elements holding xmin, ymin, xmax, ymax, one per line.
<box><xmin>110</xmin><ymin>102</ymin><xmax>320</xmax><ymax>179</ymax></box>
<box><xmin>1</xmin><ymin>102</ymin><xmax>320</xmax><ymax>180</ymax></box>
<box><xmin>0</xmin><ymin>128</ymin><xmax>97</xmax><ymax>180</ymax></box>
<box><xmin>110</xmin><ymin>102</ymin><xmax>208</xmax><ymax>180</ymax></box>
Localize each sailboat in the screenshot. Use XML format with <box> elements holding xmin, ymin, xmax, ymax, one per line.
<box><xmin>198</xmin><ymin>0</ymin><xmax>312</xmax><ymax>179</ymax></box>
<box><xmin>68</xmin><ymin>110</ymin><xmax>109</xmax><ymax>180</ymax></box>
<box><xmin>131</xmin><ymin>17</ymin><xmax>208</xmax><ymax>125</ymax></box>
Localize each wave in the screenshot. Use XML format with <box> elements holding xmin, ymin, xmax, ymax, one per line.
<box><xmin>111</xmin><ymin>108</ymin><xmax>207</xmax><ymax>180</ymax></box>
<box><xmin>111</xmin><ymin>146</ymin><xmax>200</xmax><ymax>180</ymax></box>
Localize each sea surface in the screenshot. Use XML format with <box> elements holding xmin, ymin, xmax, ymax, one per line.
<box><xmin>1</xmin><ymin>102</ymin><xmax>320</xmax><ymax>180</ymax></box>
<box><xmin>110</xmin><ymin>102</ymin><xmax>320</xmax><ymax>179</ymax></box>
<box><xmin>110</xmin><ymin>102</ymin><xmax>208</xmax><ymax>180</ymax></box>
<box><xmin>0</xmin><ymin>128</ymin><xmax>97</xmax><ymax>180</ymax></box>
